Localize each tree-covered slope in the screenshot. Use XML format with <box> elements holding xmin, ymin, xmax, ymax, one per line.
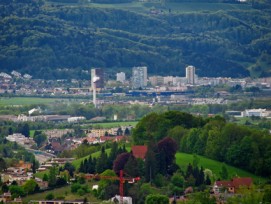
<box><xmin>0</xmin><ymin>0</ymin><xmax>270</xmax><ymax>78</ymax></box>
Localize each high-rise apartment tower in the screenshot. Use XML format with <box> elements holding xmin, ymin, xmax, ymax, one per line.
<box><xmin>132</xmin><ymin>66</ymin><xmax>147</xmax><ymax>89</ymax></box>
<box><xmin>185</xmin><ymin>65</ymin><xmax>196</xmax><ymax>85</ymax></box>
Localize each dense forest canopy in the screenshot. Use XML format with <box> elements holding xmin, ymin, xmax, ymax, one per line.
<box><xmin>0</xmin><ymin>0</ymin><xmax>271</xmax><ymax>79</ymax></box>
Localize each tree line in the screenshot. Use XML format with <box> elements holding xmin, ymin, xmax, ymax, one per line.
<box><xmin>132</xmin><ymin>111</ymin><xmax>271</xmax><ymax>177</ymax></box>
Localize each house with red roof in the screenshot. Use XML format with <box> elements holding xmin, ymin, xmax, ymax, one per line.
<box><xmin>131</xmin><ymin>146</ymin><xmax>148</xmax><ymax>160</ymax></box>
<box><xmin>213</xmin><ymin>177</ymin><xmax>253</xmax><ymax>194</ymax></box>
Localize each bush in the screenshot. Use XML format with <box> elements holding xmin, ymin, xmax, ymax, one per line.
<box><xmin>45</xmin><ymin>193</ymin><xmax>54</xmax><ymax>200</ymax></box>
<box><xmin>77</xmin><ymin>188</ymin><xmax>85</xmax><ymax>196</ymax></box>
<box><xmin>71</xmin><ymin>183</ymin><xmax>81</xmax><ymax>193</ymax></box>
<box><xmin>145</xmin><ymin>194</ymin><xmax>169</xmax><ymax>204</ymax></box>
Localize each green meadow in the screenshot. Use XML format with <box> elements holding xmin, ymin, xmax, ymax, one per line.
<box><xmin>22</xmin><ymin>184</ymin><xmax>101</xmax><ymax>203</ymax></box>
<box><xmin>176</xmin><ymin>152</ymin><xmax>266</xmax><ymax>184</ymax></box>
<box><xmin>72</xmin><ymin>148</ymin><xmax>266</xmax><ymax>184</ymax></box>
<box><xmin>0</xmin><ymin>97</ymin><xmax>71</xmax><ymax>106</ymax></box>
<box><xmin>91</xmin><ymin>121</ymin><xmax>138</xmax><ymax>128</ymax></box>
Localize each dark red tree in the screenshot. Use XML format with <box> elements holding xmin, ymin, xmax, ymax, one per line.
<box><xmin>157</xmin><ymin>137</ymin><xmax>178</xmax><ymax>175</ymax></box>
<box><xmin>113</xmin><ymin>152</ymin><xmax>131</xmax><ymax>175</ymax></box>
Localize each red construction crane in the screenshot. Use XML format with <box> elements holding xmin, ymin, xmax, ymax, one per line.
<box><xmin>85</xmin><ymin>170</ymin><xmax>140</xmax><ymax>204</ymax></box>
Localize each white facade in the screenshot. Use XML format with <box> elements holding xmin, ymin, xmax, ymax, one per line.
<box><xmin>149</xmin><ymin>76</ymin><xmax>164</xmax><ymax>86</ymax></box>
<box><xmin>116</xmin><ymin>72</ymin><xmax>126</xmax><ymax>83</ymax></box>
<box><xmin>11</xmin><ymin>70</ymin><xmax>21</xmax><ymax>78</ymax></box>
<box><xmin>163</xmin><ymin>76</ymin><xmax>174</xmax><ymax>85</ymax></box>
<box><xmin>111</xmin><ymin>195</ymin><xmax>132</xmax><ymax>204</ymax></box>
<box><xmin>132</xmin><ymin>66</ymin><xmax>147</xmax><ymax>89</ymax></box>
<box><xmin>67</xmin><ymin>116</ymin><xmax>86</xmax><ymax>123</ymax></box>
<box><xmin>186</xmin><ymin>65</ymin><xmax>196</xmax><ymax>85</ymax></box>
<box><xmin>242</xmin><ymin>109</ymin><xmax>269</xmax><ymax>117</ymax></box>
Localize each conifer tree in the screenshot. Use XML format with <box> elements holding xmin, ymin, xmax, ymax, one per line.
<box><xmin>198</xmin><ymin>166</ymin><xmax>205</xmax><ymax>186</ymax></box>
<box><xmin>205</xmin><ymin>175</ymin><xmax>211</xmax><ymax>185</ymax></box>
<box><xmin>96</xmin><ymin>146</ymin><xmax>108</xmax><ymax>173</ymax></box>
<box><xmin>87</xmin><ymin>155</ymin><xmax>95</xmax><ymax>174</ymax></box>
<box><xmin>145</xmin><ymin>140</ymin><xmax>159</xmax><ymax>183</ymax></box>
<box><xmin>185</xmin><ymin>163</ymin><xmax>194</xmax><ymax>179</ymax></box>
<box><xmin>108</xmin><ymin>142</ymin><xmax>118</xmax><ymax>169</ymax></box>
<box><xmin>124</xmin><ymin>154</ymin><xmax>139</xmax><ymax>177</ymax></box>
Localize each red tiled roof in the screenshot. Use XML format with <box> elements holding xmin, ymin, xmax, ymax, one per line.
<box><xmin>232</xmin><ymin>177</ymin><xmax>252</xmax><ymax>188</ymax></box>
<box><xmin>131</xmin><ymin>146</ymin><xmax>148</xmax><ymax>159</ymax></box>
<box><xmin>51</xmin><ymin>142</ymin><xmax>63</xmax><ymax>152</ymax></box>
<box><xmin>215</xmin><ymin>180</ymin><xmax>233</xmax><ymax>188</ymax></box>
<box><xmin>99</xmin><ymin>136</ymin><xmax>128</xmax><ymax>142</ymax></box>
<box><xmin>215</xmin><ymin>177</ymin><xmax>253</xmax><ymax>189</ymax></box>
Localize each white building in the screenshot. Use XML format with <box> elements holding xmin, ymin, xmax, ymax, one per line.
<box><xmin>23</xmin><ymin>74</ymin><xmax>32</xmax><ymax>80</ymax></box>
<box><xmin>132</xmin><ymin>66</ymin><xmax>147</xmax><ymax>89</ymax></box>
<box><xmin>0</xmin><ymin>72</ymin><xmax>12</xmax><ymax>79</ymax></box>
<box><xmin>149</xmin><ymin>76</ymin><xmax>164</xmax><ymax>86</ymax></box>
<box><xmin>11</xmin><ymin>70</ymin><xmax>21</xmax><ymax>78</ymax></box>
<box><xmin>242</xmin><ymin>109</ymin><xmax>269</xmax><ymax>117</ymax></box>
<box><xmin>111</xmin><ymin>195</ymin><xmax>132</xmax><ymax>204</ymax></box>
<box><xmin>186</xmin><ymin>65</ymin><xmax>196</xmax><ymax>85</ymax></box>
<box><xmin>163</xmin><ymin>76</ymin><xmax>174</xmax><ymax>86</ymax></box>
<box><xmin>67</xmin><ymin>116</ymin><xmax>86</xmax><ymax>123</ymax></box>
<box><xmin>116</xmin><ymin>72</ymin><xmax>126</xmax><ymax>83</ymax></box>
<box><xmin>172</xmin><ymin>77</ymin><xmax>187</xmax><ymax>86</ymax></box>
<box><xmin>6</xmin><ymin>133</ymin><xmax>35</xmax><ymax>147</ymax></box>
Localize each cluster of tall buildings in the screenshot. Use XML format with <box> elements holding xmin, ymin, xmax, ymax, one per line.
<box><xmin>91</xmin><ymin>65</ymin><xmax>196</xmax><ymax>90</ymax></box>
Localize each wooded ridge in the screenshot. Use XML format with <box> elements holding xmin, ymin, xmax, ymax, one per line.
<box><xmin>0</xmin><ymin>0</ymin><xmax>270</xmax><ymax>78</ymax></box>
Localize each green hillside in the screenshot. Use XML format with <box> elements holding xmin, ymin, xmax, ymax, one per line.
<box><xmin>0</xmin><ymin>0</ymin><xmax>271</xmax><ymax>78</ymax></box>
<box><xmin>176</xmin><ymin>152</ymin><xmax>266</xmax><ymax>184</ymax></box>
<box><xmin>22</xmin><ymin>184</ymin><xmax>101</xmax><ymax>203</ymax></box>
<box><xmin>72</xmin><ymin>147</ymin><xmax>131</xmax><ymax>167</ymax></box>
<box><xmin>71</xmin><ymin>148</ymin><xmax>266</xmax><ymax>184</ymax></box>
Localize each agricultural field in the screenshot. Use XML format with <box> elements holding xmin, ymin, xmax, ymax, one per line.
<box><xmin>0</xmin><ymin>97</ymin><xmax>75</xmax><ymax>106</ymax></box>
<box><xmin>91</xmin><ymin>121</ymin><xmax>138</xmax><ymax>128</ymax></box>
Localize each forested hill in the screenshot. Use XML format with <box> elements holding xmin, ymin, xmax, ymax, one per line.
<box><xmin>0</xmin><ymin>0</ymin><xmax>271</xmax><ymax>79</ymax></box>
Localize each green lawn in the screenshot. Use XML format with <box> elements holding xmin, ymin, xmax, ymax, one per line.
<box><xmin>90</xmin><ymin>121</ymin><xmax>138</xmax><ymax>128</ymax></box>
<box><xmin>22</xmin><ymin>184</ymin><xmax>101</xmax><ymax>203</ymax></box>
<box><xmin>72</xmin><ymin>148</ymin><xmax>266</xmax><ymax>183</ymax></box>
<box><xmin>30</xmin><ymin>130</ymin><xmax>35</xmax><ymax>138</ymax></box>
<box><xmin>72</xmin><ymin>147</ymin><xmax>131</xmax><ymax>169</ymax></box>
<box><xmin>0</xmin><ymin>97</ymin><xmax>71</xmax><ymax>105</ymax></box>
<box><xmin>176</xmin><ymin>152</ymin><xmax>266</xmax><ymax>184</ymax></box>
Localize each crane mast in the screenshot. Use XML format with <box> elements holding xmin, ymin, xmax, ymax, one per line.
<box><xmin>85</xmin><ymin>170</ymin><xmax>140</xmax><ymax>204</ymax></box>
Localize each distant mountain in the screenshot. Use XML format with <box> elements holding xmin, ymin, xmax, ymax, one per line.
<box><xmin>0</xmin><ymin>0</ymin><xmax>270</xmax><ymax>79</ymax></box>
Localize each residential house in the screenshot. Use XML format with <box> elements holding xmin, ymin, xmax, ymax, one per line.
<box><xmin>0</xmin><ymin>192</ymin><xmax>12</xmax><ymax>202</ymax></box>
<box><xmin>131</xmin><ymin>146</ymin><xmax>148</xmax><ymax>160</ymax></box>
<box><xmin>213</xmin><ymin>177</ymin><xmax>253</xmax><ymax>194</ymax></box>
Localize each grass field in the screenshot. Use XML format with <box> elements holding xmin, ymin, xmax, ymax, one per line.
<box><xmin>0</xmin><ymin>97</ymin><xmax>74</xmax><ymax>105</ymax></box>
<box><xmin>176</xmin><ymin>152</ymin><xmax>266</xmax><ymax>184</ymax></box>
<box><xmin>72</xmin><ymin>147</ymin><xmax>132</xmax><ymax>169</ymax></box>
<box><xmin>72</xmin><ymin>148</ymin><xmax>266</xmax><ymax>184</ymax></box>
<box><xmin>90</xmin><ymin>121</ymin><xmax>138</xmax><ymax>128</ymax></box>
<box><xmin>22</xmin><ymin>184</ymin><xmax>101</xmax><ymax>203</ymax></box>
